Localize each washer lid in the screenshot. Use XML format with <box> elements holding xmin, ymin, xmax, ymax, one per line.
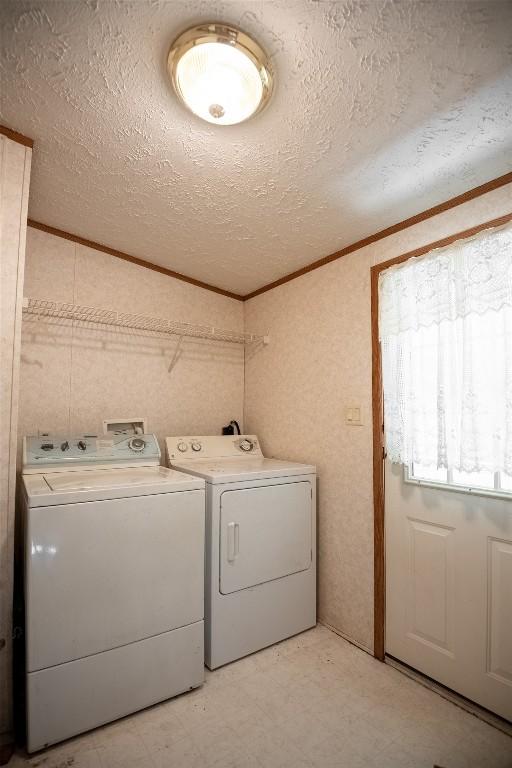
<box><xmin>171</xmin><ymin>457</ymin><xmax>316</xmax><ymax>484</ymax></box>
<box><xmin>23</xmin><ymin>466</ymin><xmax>204</xmax><ymax>507</ymax></box>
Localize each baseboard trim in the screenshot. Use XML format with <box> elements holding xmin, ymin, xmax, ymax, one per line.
<box><xmin>385</xmin><ymin>655</ymin><xmax>512</xmax><ymax>738</ymax></box>
<box><xmin>318</xmin><ymin>620</ymin><xmax>373</xmax><ymax>656</ymax></box>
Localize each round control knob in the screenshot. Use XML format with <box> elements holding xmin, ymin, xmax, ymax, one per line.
<box><xmin>77</xmin><ymin>440</ymin><xmax>87</xmax><ymax>451</ymax></box>
<box><xmin>41</xmin><ymin>442</ymin><xmax>54</xmax><ymax>451</ymax></box>
<box><xmin>239</xmin><ymin>439</ymin><xmax>254</xmax><ymax>452</ymax></box>
<box><xmin>177</xmin><ymin>441</ymin><xmax>188</xmax><ymax>452</ymax></box>
<box><xmin>128</xmin><ymin>437</ymin><xmax>146</xmax><ymax>452</ymax></box>
<box><xmin>191</xmin><ymin>441</ymin><xmax>202</xmax><ymax>452</ymax></box>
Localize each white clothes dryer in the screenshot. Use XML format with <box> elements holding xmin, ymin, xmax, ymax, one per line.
<box><xmin>21</xmin><ymin>433</ymin><xmax>205</xmax><ymax>752</ymax></box>
<box><xmin>166</xmin><ymin>435</ymin><xmax>316</xmax><ymax>669</ymax></box>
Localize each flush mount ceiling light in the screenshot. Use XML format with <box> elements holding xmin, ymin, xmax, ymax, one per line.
<box><xmin>168</xmin><ymin>23</ymin><xmax>273</xmax><ymax>126</ymax></box>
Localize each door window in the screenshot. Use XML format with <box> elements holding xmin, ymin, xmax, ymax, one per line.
<box><xmin>406</xmin><ymin>463</ymin><xmax>512</xmax><ymax>499</ymax></box>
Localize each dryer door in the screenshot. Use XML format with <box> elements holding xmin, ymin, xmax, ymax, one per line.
<box><xmin>219</xmin><ymin>481</ymin><xmax>312</xmax><ymax>595</ymax></box>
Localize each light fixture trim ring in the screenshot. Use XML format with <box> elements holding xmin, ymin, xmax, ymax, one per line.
<box><xmin>167</xmin><ymin>23</ymin><xmax>274</xmax><ymax>125</ymax></box>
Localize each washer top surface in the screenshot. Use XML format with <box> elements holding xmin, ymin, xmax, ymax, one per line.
<box><xmin>23</xmin><ymin>466</ymin><xmax>204</xmax><ymax>507</ymax></box>
<box><xmin>166</xmin><ymin>436</ymin><xmax>315</xmax><ymax>484</ymax></box>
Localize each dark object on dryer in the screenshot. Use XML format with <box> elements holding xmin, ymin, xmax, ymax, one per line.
<box><xmin>222</xmin><ymin>421</ymin><xmax>241</xmax><ymax>435</ymax></box>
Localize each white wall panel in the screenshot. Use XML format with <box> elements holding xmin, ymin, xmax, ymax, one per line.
<box><xmin>0</xmin><ymin>135</ymin><xmax>32</xmax><ymax>741</ymax></box>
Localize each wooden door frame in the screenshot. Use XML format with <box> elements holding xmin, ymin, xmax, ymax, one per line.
<box><xmin>371</xmin><ymin>211</ymin><xmax>512</xmax><ymax>662</ymax></box>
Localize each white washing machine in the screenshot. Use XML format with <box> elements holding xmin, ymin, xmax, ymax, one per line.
<box><xmin>21</xmin><ymin>432</ymin><xmax>205</xmax><ymax>752</ymax></box>
<box><xmin>166</xmin><ymin>435</ymin><xmax>316</xmax><ymax>669</ymax></box>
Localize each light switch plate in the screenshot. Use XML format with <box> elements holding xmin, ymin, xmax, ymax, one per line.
<box><xmin>345</xmin><ymin>406</ymin><xmax>363</xmax><ymax>426</ymax></box>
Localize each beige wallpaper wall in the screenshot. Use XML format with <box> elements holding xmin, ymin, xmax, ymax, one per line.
<box><xmin>0</xmin><ymin>135</ymin><xmax>31</xmax><ymax>743</ymax></box>
<box><xmin>18</xmin><ymin>228</ymin><xmax>244</xmax><ymax>457</ymax></box>
<box><xmin>244</xmin><ymin>183</ymin><xmax>512</xmax><ymax>652</ymax></box>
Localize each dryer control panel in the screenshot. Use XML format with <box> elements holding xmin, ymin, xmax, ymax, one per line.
<box><xmin>166</xmin><ymin>435</ymin><xmax>262</xmax><ymax>461</ymax></box>
<box><xmin>23</xmin><ymin>433</ymin><xmax>161</xmax><ymax>472</ymax></box>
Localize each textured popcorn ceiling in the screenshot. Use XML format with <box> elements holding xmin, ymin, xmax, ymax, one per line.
<box><xmin>1</xmin><ymin>1</ymin><xmax>511</xmax><ymax>295</ymax></box>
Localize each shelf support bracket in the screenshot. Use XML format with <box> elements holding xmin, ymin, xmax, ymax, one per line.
<box><xmin>168</xmin><ymin>335</ymin><xmax>184</xmax><ymax>373</ymax></box>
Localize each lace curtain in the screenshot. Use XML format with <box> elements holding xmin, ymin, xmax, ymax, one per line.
<box><xmin>379</xmin><ymin>221</ymin><xmax>512</xmax><ymax>474</ymax></box>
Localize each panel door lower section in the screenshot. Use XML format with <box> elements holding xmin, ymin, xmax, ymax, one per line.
<box><xmin>26</xmin><ymin>490</ymin><xmax>204</xmax><ymax>671</ymax></box>
<box><xmin>27</xmin><ymin>621</ymin><xmax>204</xmax><ymax>753</ymax></box>
<box><xmin>219</xmin><ymin>482</ymin><xmax>312</xmax><ymax>595</ymax></box>
<box><xmin>405</xmin><ymin>518</ymin><xmax>455</xmax><ymax>656</ymax></box>
<box><xmin>487</xmin><ymin>538</ymin><xmax>512</xmax><ymax>687</ymax></box>
<box><xmin>386</xmin><ymin>461</ymin><xmax>512</xmax><ymax>721</ymax></box>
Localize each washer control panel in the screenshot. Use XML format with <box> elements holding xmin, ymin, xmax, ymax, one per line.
<box><xmin>166</xmin><ymin>435</ymin><xmax>262</xmax><ymax>462</ymax></box>
<box><xmin>23</xmin><ymin>433</ymin><xmax>161</xmax><ymax>470</ymax></box>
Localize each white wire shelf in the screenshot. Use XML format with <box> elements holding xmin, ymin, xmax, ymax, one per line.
<box><xmin>22</xmin><ymin>297</ymin><xmax>269</xmax><ymax>346</ymax></box>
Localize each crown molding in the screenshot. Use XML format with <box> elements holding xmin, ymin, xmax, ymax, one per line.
<box><xmin>24</xmin><ymin>166</ymin><xmax>512</xmax><ymax>302</ymax></box>
<box><xmin>243</xmin><ymin>171</ymin><xmax>512</xmax><ymax>300</ymax></box>
<box><xmin>27</xmin><ymin>220</ymin><xmax>244</xmax><ymax>301</ymax></box>
<box><xmin>0</xmin><ymin>124</ymin><xmax>34</xmax><ymax>148</ymax></box>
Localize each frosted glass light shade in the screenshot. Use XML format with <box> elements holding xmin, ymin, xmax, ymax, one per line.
<box><xmin>168</xmin><ymin>24</ymin><xmax>273</xmax><ymax>126</ymax></box>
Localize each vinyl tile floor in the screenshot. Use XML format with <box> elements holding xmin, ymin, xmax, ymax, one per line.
<box><xmin>10</xmin><ymin>625</ymin><xmax>512</xmax><ymax>768</ymax></box>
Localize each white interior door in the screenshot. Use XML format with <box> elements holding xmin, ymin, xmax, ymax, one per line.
<box><xmin>219</xmin><ymin>482</ymin><xmax>312</xmax><ymax>595</ymax></box>
<box><xmin>385</xmin><ymin>461</ymin><xmax>512</xmax><ymax>721</ymax></box>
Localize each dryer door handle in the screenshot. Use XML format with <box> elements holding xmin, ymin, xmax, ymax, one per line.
<box><xmin>227</xmin><ymin>522</ymin><xmax>240</xmax><ymax>563</ymax></box>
